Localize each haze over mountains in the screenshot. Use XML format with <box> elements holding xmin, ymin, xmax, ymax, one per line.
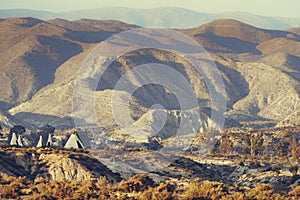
<box><xmin>0</xmin><ymin>16</ymin><xmax>299</xmax><ymax>133</ymax></box>
<box><xmin>0</xmin><ymin>7</ymin><xmax>300</xmax><ymax>29</ymax></box>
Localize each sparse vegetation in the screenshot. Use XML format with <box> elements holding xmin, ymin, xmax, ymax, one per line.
<box><xmin>0</xmin><ymin>174</ymin><xmax>299</xmax><ymax>199</ymax></box>
<box><xmin>0</xmin><ymin>126</ymin><xmax>299</xmax><ymax>199</ymax></box>
<box><xmin>205</xmin><ymin>126</ymin><xmax>300</xmax><ymax>166</ymax></box>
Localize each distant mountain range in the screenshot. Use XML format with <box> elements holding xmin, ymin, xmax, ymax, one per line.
<box><xmin>0</xmin><ymin>7</ymin><xmax>300</xmax><ymax>29</ymax></box>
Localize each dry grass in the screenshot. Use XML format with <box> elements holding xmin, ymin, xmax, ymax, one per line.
<box><xmin>0</xmin><ymin>174</ymin><xmax>299</xmax><ymax>200</ymax></box>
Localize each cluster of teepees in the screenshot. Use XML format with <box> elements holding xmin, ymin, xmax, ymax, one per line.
<box><xmin>8</xmin><ymin>125</ymin><xmax>86</xmax><ymax>149</ymax></box>
<box><xmin>9</xmin><ymin>125</ymin><xmax>26</xmax><ymax>147</ymax></box>
<box><xmin>35</xmin><ymin>131</ymin><xmax>85</xmax><ymax>149</ymax></box>
<box><xmin>10</xmin><ymin>132</ymin><xmax>24</xmax><ymax>147</ymax></box>
<box><xmin>36</xmin><ymin>133</ymin><xmax>54</xmax><ymax>148</ymax></box>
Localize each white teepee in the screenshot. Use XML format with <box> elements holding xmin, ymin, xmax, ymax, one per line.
<box><xmin>46</xmin><ymin>134</ymin><xmax>53</xmax><ymax>147</ymax></box>
<box><xmin>17</xmin><ymin>134</ymin><xmax>24</xmax><ymax>147</ymax></box>
<box><xmin>64</xmin><ymin>133</ymin><xmax>85</xmax><ymax>149</ymax></box>
<box><xmin>10</xmin><ymin>132</ymin><xmax>18</xmax><ymax>146</ymax></box>
<box><xmin>37</xmin><ymin>135</ymin><xmax>43</xmax><ymax>148</ymax></box>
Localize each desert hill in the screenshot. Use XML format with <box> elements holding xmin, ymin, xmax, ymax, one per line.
<box><xmin>182</xmin><ymin>19</ymin><xmax>300</xmax><ymax>55</ymax></box>
<box><xmin>181</xmin><ymin>20</ymin><xmax>300</xmax><ymax>126</ymax></box>
<box><xmin>183</xmin><ymin>19</ymin><xmax>274</xmax><ymax>43</ymax></box>
<box><xmin>0</xmin><ymin>17</ymin><xmax>137</xmax><ymax>108</ymax></box>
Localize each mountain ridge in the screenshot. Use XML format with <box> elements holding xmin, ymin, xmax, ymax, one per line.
<box><xmin>0</xmin><ymin>7</ymin><xmax>300</xmax><ymax>29</ymax></box>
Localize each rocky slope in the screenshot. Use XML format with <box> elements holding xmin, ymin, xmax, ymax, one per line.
<box><xmin>0</xmin><ymin>17</ymin><xmax>137</xmax><ymax>107</ymax></box>
<box><xmin>182</xmin><ymin>19</ymin><xmax>300</xmax><ymax>126</ymax></box>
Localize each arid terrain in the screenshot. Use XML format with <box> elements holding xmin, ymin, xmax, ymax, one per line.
<box><xmin>0</xmin><ymin>16</ymin><xmax>299</xmax><ymax>199</ymax></box>
<box><xmin>0</xmin><ymin>125</ymin><xmax>299</xmax><ymax>199</ymax></box>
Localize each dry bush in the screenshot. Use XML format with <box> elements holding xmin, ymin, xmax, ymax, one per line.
<box><xmin>138</xmin><ymin>182</ymin><xmax>176</xmax><ymax>200</ymax></box>
<box><xmin>0</xmin><ymin>176</ymin><xmax>28</xmax><ymax>199</ymax></box>
<box><xmin>245</xmin><ymin>184</ymin><xmax>285</xmax><ymax>200</ymax></box>
<box><xmin>118</xmin><ymin>174</ymin><xmax>155</xmax><ymax>193</ymax></box>
<box><xmin>182</xmin><ymin>179</ymin><xmax>228</xmax><ymax>200</ymax></box>
<box><xmin>221</xmin><ymin>192</ymin><xmax>245</xmax><ymax>200</ymax></box>
<box><xmin>288</xmin><ymin>186</ymin><xmax>300</xmax><ymax>198</ymax></box>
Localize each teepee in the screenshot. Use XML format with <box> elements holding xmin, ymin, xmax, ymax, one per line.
<box><xmin>64</xmin><ymin>132</ymin><xmax>85</xmax><ymax>149</ymax></box>
<box><xmin>17</xmin><ymin>135</ymin><xmax>24</xmax><ymax>147</ymax></box>
<box><xmin>36</xmin><ymin>135</ymin><xmax>43</xmax><ymax>148</ymax></box>
<box><xmin>10</xmin><ymin>132</ymin><xmax>18</xmax><ymax>146</ymax></box>
<box><xmin>46</xmin><ymin>134</ymin><xmax>53</xmax><ymax>147</ymax></box>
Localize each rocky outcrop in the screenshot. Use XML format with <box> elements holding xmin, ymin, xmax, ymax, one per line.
<box><xmin>0</xmin><ymin>148</ymin><xmax>122</xmax><ymax>182</ymax></box>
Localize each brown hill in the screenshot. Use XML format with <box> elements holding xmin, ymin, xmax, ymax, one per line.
<box><xmin>180</xmin><ymin>19</ymin><xmax>287</xmax><ymax>54</ymax></box>
<box><xmin>184</xmin><ymin>19</ymin><xmax>273</xmax><ymax>43</ymax></box>
<box><xmin>0</xmin><ymin>18</ymin><xmax>79</xmax><ymax>106</ymax></box>
<box><xmin>0</xmin><ymin>18</ymin><xmax>137</xmax><ymax>107</ymax></box>
<box><xmin>181</xmin><ymin>19</ymin><xmax>300</xmax><ymax>59</ymax></box>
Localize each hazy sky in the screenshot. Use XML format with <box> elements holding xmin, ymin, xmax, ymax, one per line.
<box><xmin>1</xmin><ymin>0</ymin><xmax>300</xmax><ymax>18</ymax></box>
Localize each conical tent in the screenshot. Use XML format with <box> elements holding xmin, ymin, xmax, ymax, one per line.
<box><xmin>10</xmin><ymin>132</ymin><xmax>18</xmax><ymax>146</ymax></box>
<box><xmin>64</xmin><ymin>133</ymin><xmax>85</xmax><ymax>149</ymax></box>
<box><xmin>46</xmin><ymin>134</ymin><xmax>53</xmax><ymax>147</ymax></box>
<box><xmin>37</xmin><ymin>135</ymin><xmax>43</xmax><ymax>148</ymax></box>
<box><xmin>17</xmin><ymin>135</ymin><xmax>23</xmax><ymax>147</ymax></box>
